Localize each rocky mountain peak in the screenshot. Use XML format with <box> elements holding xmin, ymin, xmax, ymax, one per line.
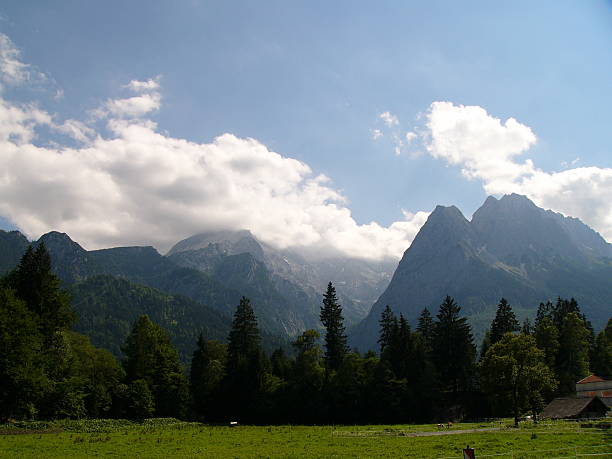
<box><xmin>37</xmin><ymin>231</ymin><xmax>86</xmax><ymax>254</ymax></box>
<box><xmin>167</xmin><ymin>229</ymin><xmax>264</xmax><ymax>261</ymax></box>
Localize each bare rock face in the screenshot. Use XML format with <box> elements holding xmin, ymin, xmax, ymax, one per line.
<box><xmin>351</xmin><ymin>194</ymin><xmax>612</xmax><ymax>352</ymax></box>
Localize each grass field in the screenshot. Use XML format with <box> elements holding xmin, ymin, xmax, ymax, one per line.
<box><xmin>0</xmin><ymin>418</ymin><xmax>610</xmax><ymax>458</ymax></box>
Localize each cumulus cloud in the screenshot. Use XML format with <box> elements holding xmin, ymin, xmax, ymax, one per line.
<box><xmin>379</xmin><ymin>111</ymin><xmax>399</xmax><ymax>127</ymax></box>
<box><xmin>0</xmin><ymin>72</ymin><xmax>426</xmax><ymax>260</ymax></box>
<box><xmin>104</xmin><ymin>92</ymin><xmax>161</xmax><ymax>118</ymax></box>
<box><xmin>91</xmin><ymin>78</ymin><xmax>162</xmax><ymax>120</ymax></box>
<box><xmin>423</xmin><ymin>101</ymin><xmax>612</xmax><ymax>242</ymax></box>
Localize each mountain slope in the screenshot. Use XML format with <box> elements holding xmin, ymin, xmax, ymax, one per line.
<box><xmin>167</xmin><ymin>229</ymin><xmax>394</xmax><ymax>325</ymax></box>
<box><xmin>352</xmin><ymin>194</ymin><xmax>612</xmax><ymax>351</ymax></box>
<box><xmin>69</xmin><ymin>275</ymin><xmax>231</xmax><ymax>362</ymax></box>
<box><xmin>28</xmin><ymin>232</ymin><xmax>314</xmax><ymax>338</ymax></box>
<box><xmin>0</xmin><ymin>230</ymin><xmax>29</xmax><ymax>275</ymax></box>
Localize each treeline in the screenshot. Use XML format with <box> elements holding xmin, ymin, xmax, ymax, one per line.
<box><xmin>1</xmin><ymin>245</ymin><xmax>611</xmax><ymax>424</ymax></box>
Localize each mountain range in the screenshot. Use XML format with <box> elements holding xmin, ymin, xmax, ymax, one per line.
<box><xmin>0</xmin><ymin>226</ymin><xmax>394</xmax><ymax>359</ymax></box>
<box><xmin>1</xmin><ymin>193</ymin><xmax>610</xmax><ymax>357</ymax></box>
<box><xmin>351</xmin><ymin>193</ymin><xmax>612</xmax><ymax>350</ymax></box>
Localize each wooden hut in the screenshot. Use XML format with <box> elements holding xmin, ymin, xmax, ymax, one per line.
<box><xmin>541</xmin><ymin>396</ymin><xmax>609</xmax><ymax>420</ymax></box>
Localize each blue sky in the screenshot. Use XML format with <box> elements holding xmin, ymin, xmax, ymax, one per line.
<box><xmin>0</xmin><ymin>1</ymin><xmax>611</xmax><ymax>258</ymax></box>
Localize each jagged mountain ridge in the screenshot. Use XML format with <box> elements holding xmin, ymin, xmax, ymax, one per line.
<box><xmin>0</xmin><ymin>227</ymin><xmax>392</xmax><ymax>342</ymax></box>
<box><xmin>0</xmin><ymin>230</ymin><xmax>311</xmax><ymax>338</ymax></box>
<box><xmin>351</xmin><ymin>193</ymin><xmax>612</xmax><ymax>351</ymax></box>
<box><xmin>166</xmin><ymin>229</ymin><xmax>395</xmax><ymax>325</ymax></box>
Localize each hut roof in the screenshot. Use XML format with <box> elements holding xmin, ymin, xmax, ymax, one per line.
<box><xmin>577</xmin><ymin>374</ymin><xmax>605</xmax><ymax>384</ymax></box>
<box><xmin>541</xmin><ymin>397</ymin><xmax>608</xmax><ymax>419</ymax></box>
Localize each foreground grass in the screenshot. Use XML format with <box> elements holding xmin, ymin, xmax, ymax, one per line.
<box><xmin>0</xmin><ymin>418</ymin><xmax>610</xmax><ymax>458</ymax></box>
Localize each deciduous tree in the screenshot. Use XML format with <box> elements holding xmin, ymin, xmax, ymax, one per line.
<box><xmin>480</xmin><ymin>333</ymin><xmax>557</xmax><ymax>426</ymax></box>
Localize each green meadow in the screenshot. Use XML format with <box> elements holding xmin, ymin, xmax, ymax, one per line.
<box><xmin>1</xmin><ymin>419</ymin><xmax>610</xmax><ymax>458</ymax></box>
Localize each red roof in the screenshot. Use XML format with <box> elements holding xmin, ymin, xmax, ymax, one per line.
<box><xmin>577</xmin><ymin>374</ymin><xmax>604</xmax><ymax>384</ymax></box>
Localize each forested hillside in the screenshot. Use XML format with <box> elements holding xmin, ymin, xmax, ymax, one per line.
<box><xmin>1</xmin><ymin>243</ymin><xmax>610</xmax><ymax>424</ymax></box>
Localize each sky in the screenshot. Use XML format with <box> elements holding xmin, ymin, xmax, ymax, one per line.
<box><xmin>0</xmin><ymin>1</ymin><xmax>611</xmax><ymax>260</ymax></box>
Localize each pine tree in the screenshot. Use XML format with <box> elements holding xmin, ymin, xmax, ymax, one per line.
<box><xmin>224</xmin><ymin>297</ymin><xmax>266</xmax><ymax>420</ymax></box>
<box><xmin>521</xmin><ymin>318</ymin><xmax>532</xmax><ymax>335</ymax></box>
<box><xmin>431</xmin><ymin>296</ymin><xmax>476</xmax><ymax>393</ymax></box>
<box><xmin>556</xmin><ymin>312</ymin><xmax>590</xmax><ymax>394</ymax></box>
<box><xmin>490</xmin><ymin>298</ymin><xmax>520</xmax><ymax>345</ymax></box>
<box><xmin>591</xmin><ymin>318</ymin><xmax>612</xmax><ymax>376</ymax></box>
<box><xmin>416</xmin><ymin>307</ymin><xmax>434</xmax><ymax>348</ymax></box>
<box><xmin>378</xmin><ymin>305</ymin><xmax>395</xmax><ymax>354</ymax></box>
<box><xmin>320</xmin><ymin>282</ymin><xmax>348</xmax><ymax>372</ymax></box>
<box><xmin>6</xmin><ymin>243</ymin><xmax>74</xmax><ymax>342</ymax></box>
<box><xmin>227</xmin><ymin>297</ymin><xmax>261</xmax><ymax>370</ymax></box>
<box><xmin>534</xmin><ymin>315</ymin><xmax>560</xmax><ymax>370</ymax></box>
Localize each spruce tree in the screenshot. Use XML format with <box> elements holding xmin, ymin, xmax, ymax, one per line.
<box><xmin>320</xmin><ymin>282</ymin><xmax>348</xmax><ymax>372</ymax></box>
<box><xmin>592</xmin><ymin>318</ymin><xmax>612</xmax><ymax>376</ymax></box>
<box><xmin>224</xmin><ymin>297</ymin><xmax>265</xmax><ymax>419</ymax></box>
<box><xmin>416</xmin><ymin>307</ymin><xmax>434</xmax><ymax>348</ymax></box>
<box><xmin>534</xmin><ymin>315</ymin><xmax>560</xmax><ymax>370</ymax></box>
<box><xmin>556</xmin><ymin>312</ymin><xmax>590</xmax><ymax>394</ymax></box>
<box><xmin>521</xmin><ymin>318</ymin><xmax>532</xmax><ymax>335</ymax></box>
<box><xmin>431</xmin><ymin>296</ymin><xmax>476</xmax><ymax>393</ymax></box>
<box><xmin>490</xmin><ymin>298</ymin><xmax>520</xmax><ymax>345</ymax></box>
<box><xmin>227</xmin><ymin>297</ymin><xmax>261</xmax><ymax>369</ymax></box>
<box><xmin>378</xmin><ymin>305</ymin><xmax>395</xmax><ymax>354</ymax></box>
<box><xmin>6</xmin><ymin>243</ymin><xmax>74</xmax><ymax>342</ymax></box>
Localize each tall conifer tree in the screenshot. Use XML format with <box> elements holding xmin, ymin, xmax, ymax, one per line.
<box><xmin>432</xmin><ymin>296</ymin><xmax>476</xmax><ymax>393</ymax></box>
<box><xmin>224</xmin><ymin>297</ymin><xmax>265</xmax><ymax>419</ymax></box>
<box><xmin>490</xmin><ymin>298</ymin><xmax>520</xmax><ymax>345</ymax></box>
<box><xmin>320</xmin><ymin>282</ymin><xmax>348</xmax><ymax>372</ymax></box>
<box><xmin>378</xmin><ymin>305</ymin><xmax>395</xmax><ymax>354</ymax></box>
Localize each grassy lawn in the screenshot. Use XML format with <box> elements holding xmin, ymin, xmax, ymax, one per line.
<box><xmin>0</xmin><ymin>418</ymin><xmax>610</xmax><ymax>458</ymax></box>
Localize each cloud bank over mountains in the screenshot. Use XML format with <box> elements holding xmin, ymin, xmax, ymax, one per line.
<box><xmin>0</xmin><ymin>34</ymin><xmax>428</xmax><ymax>260</ymax></box>
<box><xmin>0</xmin><ymin>32</ymin><xmax>610</xmax><ymax>261</ymax></box>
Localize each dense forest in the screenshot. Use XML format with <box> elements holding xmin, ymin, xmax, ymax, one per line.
<box><xmin>1</xmin><ymin>244</ymin><xmax>610</xmax><ymax>424</ymax></box>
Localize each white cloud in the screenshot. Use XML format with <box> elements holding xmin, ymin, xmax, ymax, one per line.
<box><xmin>53</xmin><ymin>119</ymin><xmax>95</xmax><ymax>143</ymax></box>
<box><xmin>371</xmin><ymin>128</ymin><xmax>383</xmax><ymax>140</ymax></box>
<box><xmin>405</xmin><ymin>131</ymin><xmax>417</xmax><ymax>143</ymax></box>
<box><xmin>124</xmin><ymin>77</ymin><xmax>160</xmax><ymax>93</ymax></box>
<box><xmin>423</xmin><ymin>101</ymin><xmax>612</xmax><ymax>242</ymax></box>
<box><xmin>92</xmin><ymin>78</ymin><xmax>162</xmax><ymax>120</ymax></box>
<box><xmin>379</xmin><ymin>111</ymin><xmax>399</xmax><ymax>127</ymax></box>
<box><xmin>103</xmin><ymin>92</ymin><xmax>161</xmax><ymax>118</ymax></box>
<box><xmin>0</xmin><ymin>79</ymin><xmax>426</xmax><ymax>260</ymax></box>
<box><xmin>0</xmin><ymin>33</ymin><xmax>45</xmax><ymax>89</ymax></box>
